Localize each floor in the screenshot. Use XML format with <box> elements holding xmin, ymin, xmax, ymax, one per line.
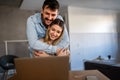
<box><xmin>0</xmin><ymin>69</ymin><xmax>15</xmax><ymax>80</ymax></box>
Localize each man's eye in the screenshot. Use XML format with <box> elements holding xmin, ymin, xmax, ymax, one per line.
<box><xmin>45</xmin><ymin>12</ymin><xmax>49</xmax><ymax>15</ymax></box>
<box><xmin>52</xmin><ymin>14</ymin><xmax>56</xmax><ymax>17</ymax></box>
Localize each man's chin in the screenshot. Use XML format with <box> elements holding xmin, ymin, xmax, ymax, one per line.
<box><xmin>45</xmin><ymin>21</ymin><xmax>52</xmax><ymax>25</ymax></box>
<box><xmin>45</xmin><ymin>24</ymin><xmax>51</xmax><ymax>27</ymax></box>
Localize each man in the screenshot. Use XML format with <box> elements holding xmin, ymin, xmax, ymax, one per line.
<box><xmin>26</xmin><ymin>0</ymin><xmax>69</xmax><ymax>57</ymax></box>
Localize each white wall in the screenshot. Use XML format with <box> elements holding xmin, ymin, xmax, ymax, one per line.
<box><xmin>68</xmin><ymin>6</ymin><xmax>118</xmax><ymax>70</ymax></box>
<box><xmin>68</xmin><ymin>7</ymin><xmax>117</xmax><ymax>33</ymax></box>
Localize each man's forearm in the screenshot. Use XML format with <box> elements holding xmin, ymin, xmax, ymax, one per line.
<box><xmin>30</xmin><ymin>40</ymin><xmax>57</xmax><ymax>54</ymax></box>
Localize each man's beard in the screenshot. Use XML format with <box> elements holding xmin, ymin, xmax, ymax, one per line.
<box><xmin>41</xmin><ymin>15</ymin><xmax>53</xmax><ymax>28</ymax></box>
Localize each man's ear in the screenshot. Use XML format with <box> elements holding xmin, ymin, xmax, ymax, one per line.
<box><xmin>57</xmin><ymin>11</ymin><xmax>59</xmax><ymax>15</ymax></box>
<box><xmin>41</xmin><ymin>9</ymin><xmax>43</xmax><ymax>14</ymax></box>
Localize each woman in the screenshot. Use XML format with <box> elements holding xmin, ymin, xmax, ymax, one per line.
<box><xmin>33</xmin><ymin>18</ymin><xmax>69</xmax><ymax>57</ymax></box>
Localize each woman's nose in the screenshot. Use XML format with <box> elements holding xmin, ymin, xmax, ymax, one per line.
<box><xmin>53</xmin><ymin>32</ymin><xmax>57</xmax><ymax>36</ymax></box>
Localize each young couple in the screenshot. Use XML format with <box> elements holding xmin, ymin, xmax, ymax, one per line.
<box><xmin>8</xmin><ymin>0</ymin><xmax>70</xmax><ymax>80</ymax></box>
<box><xmin>26</xmin><ymin>0</ymin><xmax>70</xmax><ymax>57</ymax></box>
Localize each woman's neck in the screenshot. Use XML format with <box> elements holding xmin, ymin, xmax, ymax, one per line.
<box><xmin>47</xmin><ymin>40</ymin><xmax>53</xmax><ymax>45</ymax></box>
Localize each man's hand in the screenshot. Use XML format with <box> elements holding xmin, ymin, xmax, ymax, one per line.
<box><xmin>33</xmin><ymin>50</ymin><xmax>50</xmax><ymax>57</ymax></box>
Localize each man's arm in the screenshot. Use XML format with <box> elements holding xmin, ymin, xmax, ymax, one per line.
<box><xmin>26</xmin><ymin>16</ymin><xmax>57</xmax><ymax>54</ymax></box>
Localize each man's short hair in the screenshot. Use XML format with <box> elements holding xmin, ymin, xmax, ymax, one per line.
<box><xmin>42</xmin><ymin>0</ymin><xmax>60</xmax><ymax>10</ymax></box>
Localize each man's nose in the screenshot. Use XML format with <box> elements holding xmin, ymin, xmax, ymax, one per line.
<box><xmin>48</xmin><ymin>15</ymin><xmax>52</xmax><ymax>20</ymax></box>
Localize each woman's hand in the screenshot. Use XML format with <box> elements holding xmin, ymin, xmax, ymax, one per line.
<box><xmin>56</xmin><ymin>48</ymin><xmax>70</xmax><ymax>56</ymax></box>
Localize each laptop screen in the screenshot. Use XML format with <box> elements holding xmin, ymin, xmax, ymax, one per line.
<box><xmin>15</xmin><ymin>56</ymin><xmax>69</xmax><ymax>80</ymax></box>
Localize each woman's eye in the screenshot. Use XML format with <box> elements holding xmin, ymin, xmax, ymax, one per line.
<box><xmin>57</xmin><ymin>30</ymin><xmax>62</xmax><ymax>34</ymax></box>
<box><xmin>57</xmin><ymin>31</ymin><xmax>60</xmax><ymax>33</ymax></box>
<box><xmin>51</xmin><ymin>28</ymin><xmax>55</xmax><ymax>31</ymax></box>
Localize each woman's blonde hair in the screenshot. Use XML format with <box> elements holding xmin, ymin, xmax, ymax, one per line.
<box><xmin>44</xmin><ymin>18</ymin><xmax>64</xmax><ymax>45</ymax></box>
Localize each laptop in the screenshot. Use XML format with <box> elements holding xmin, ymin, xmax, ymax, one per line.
<box><xmin>14</xmin><ymin>56</ymin><xmax>69</xmax><ymax>80</ymax></box>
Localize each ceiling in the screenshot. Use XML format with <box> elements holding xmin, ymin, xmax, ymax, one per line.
<box><xmin>0</xmin><ymin>0</ymin><xmax>23</xmax><ymax>8</ymax></box>
<box><xmin>1</xmin><ymin>0</ymin><xmax>120</xmax><ymax>11</ymax></box>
